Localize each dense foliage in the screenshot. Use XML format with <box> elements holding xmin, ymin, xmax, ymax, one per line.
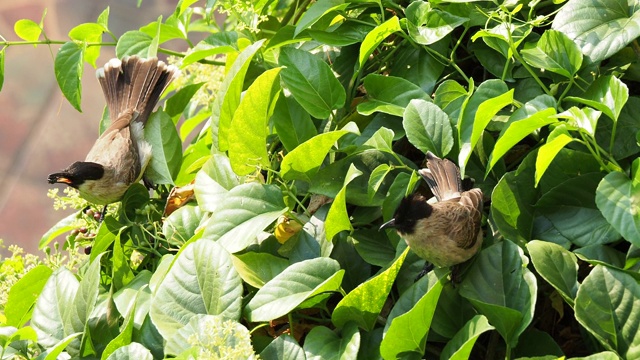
<box><xmin>1</xmin><ymin>0</ymin><xmax>640</xmax><ymax>358</ymax></box>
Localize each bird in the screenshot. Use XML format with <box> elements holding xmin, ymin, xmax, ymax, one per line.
<box><xmin>380</xmin><ymin>152</ymin><xmax>483</xmax><ymax>272</ymax></box>
<box><xmin>48</xmin><ymin>56</ymin><xmax>178</xmax><ymax>220</ymax></box>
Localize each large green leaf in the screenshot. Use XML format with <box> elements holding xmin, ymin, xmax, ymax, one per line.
<box><xmin>260</xmin><ymin>334</ymin><xmax>306</xmax><ymax>360</ymax></box>
<box><xmin>459</xmin><ymin>241</ymin><xmax>537</xmax><ymax>348</ymax></box>
<box><xmin>294</xmin><ymin>0</ymin><xmax>348</xmax><ymax>36</ymax></box>
<box><xmin>332</xmin><ymin>247</ymin><xmax>409</xmax><ymax>330</ymax></box>
<box><xmin>14</xmin><ymin>18</ymin><xmax>42</xmax><ymax>42</ymax></box>
<box><xmin>575</xmin><ymin>265</ymin><xmax>640</xmax><ymax>358</ymax></box>
<box><xmin>279</xmin><ymin>47</ymin><xmax>346</xmax><ymax>119</ymax></box>
<box><xmin>359</xmin><ymin>16</ymin><xmax>401</xmax><ymax>67</ymax></box>
<box><xmin>165</xmin><ymin>315</ymin><xmax>254</xmax><ymax>357</ymax></box>
<box><xmin>54</xmin><ymin>41</ymin><xmax>83</xmax><ymax>112</ymax></box>
<box><xmin>244</xmin><ymin>258</ymin><xmax>342</xmax><ymax>321</ymax></box>
<box><xmin>162</xmin><ymin>204</ymin><xmax>203</xmax><ymax>246</ymax></box>
<box><xmin>144</xmin><ymin>110</ymin><xmax>183</xmax><ymax>184</ymax></box>
<box><xmin>325</xmin><ymin>164</ymin><xmax>363</xmax><ymax>240</ymax></box>
<box><xmin>552</xmin><ymin>0</ymin><xmax>640</xmax><ymax>62</ymax></box>
<box><xmin>357</xmin><ymin>74</ymin><xmax>430</xmax><ymax>116</ymax></box>
<box><xmin>201</xmin><ymin>183</ymin><xmax>287</xmax><ymax>253</ymax></box>
<box><xmin>182</xmin><ymin>32</ymin><xmax>238</xmax><ymax>66</ymax></box>
<box><xmin>231</xmin><ymin>252</ymin><xmax>289</xmax><ymax>288</ymax></box>
<box><xmin>521</xmin><ymin>29</ymin><xmax>583</xmax><ymax>78</ymax></box>
<box><xmin>303</xmin><ymin>323</ymin><xmax>360</xmax><ymax>360</ymax></box>
<box><xmin>405</xmin><ymin>1</ymin><xmax>468</xmax><ymax>45</ymax></box>
<box><xmin>380</xmin><ymin>273</ymin><xmax>444</xmax><ymax>359</ymax></box>
<box><xmin>212</xmin><ymin>39</ymin><xmax>265</xmax><ymax>151</ymax></box>
<box><xmin>4</xmin><ymin>265</ymin><xmax>52</xmax><ymax>327</ymax></box>
<box><xmin>228</xmin><ymin>67</ymin><xmax>281</xmax><ymax>175</ymax></box>
<box><xmin>527</xmin><ymin>241</ymin><xmax>578</xmax><ymax>306</ymax></box>
<box><xmin>440</xmin><ymin>315</ymin><xmax>495</xmax><ymax>360</ymax></box>
<box><xmin>149</xmin><ymin>240</ymin><xmax>242</xmax><ymax>341</ymax></box>
<box><xmin>565</xmin><ymin>75</ymin><xmax>628</xmax><ymax>122</ymax></box>
<box><xmin>105</xmin><ymin>343</ymin><xmax>153</xmax><ymax>360</ymax></box>
<box><xmin>403</xmin><ymin>99</ymin><xmax>454</xmax><ymax>158</ymax></box>
<box><xmin>115</xmin><ymin>31</ymin><xmax>154</xmax><ymax>58</ymax></box>
<box><xmin>31</xmin><ymin>267</ymin><xmax>79</xmax><ymax>348</ymax></box>
<box><xmin>271</xmin><ymin>94</ymin><xmax>317</xmax><ymax>152</ymax></box>
<box><xmin>39</xmin><ymin>211</ymin><xmax>79</xmax><ymax>249</ymax></box>
<box><xmin>194</xmin><ymin>155</ymin><xmax>240</xmax><ymax>213</ymax></box>
<box><xmin>595</xmin><ymin>171</ymin><xmax>640</xmax><ymax>246</ymax></box>
<box><xmin>280</xmin><ymin>129</ymin><xmax>352</xmax><ymax>182</ymax></box>
<box><xmin>458</xmin><ymin>80</ymin><xmax>513</xmax><ymax>176</ymax></box>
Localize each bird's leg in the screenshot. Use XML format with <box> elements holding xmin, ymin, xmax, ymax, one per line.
<box><xmin>415</xmin><ymin>261</ymin><xmax>434</xmax><ymax>281</ymax></box>
<box><xmin>99</xmin><ymin>205</ymin><xmax>108</xmax><ymax>223</ymax></box>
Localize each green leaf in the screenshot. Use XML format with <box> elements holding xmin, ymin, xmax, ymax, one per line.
<box><xmin>0</xmin><ymin>49</ymin><xmax>4</xmax><ymax>92</ymax></box>
<box><xmin>260</xmin><ymin>334</ymin><xmax>306</xmax><ymax>360</ymax></box>
<box><xmin>39</xmin><ymin>211</ymin><xmax>79</xmax><ymax>249</ymax></box>
<box><xmin>575</xmin><ymin>265</ymin><xmax>640</xmax><ymax>358</ymax></box>
<box><xmin>440</xmin><ymin>315</ymin><xmax>495</xmax><ymax>360</ymax></box>
<box><xmin>101</xmin><ymin>298</ymin><xmax>136</xmax><ymax>359</ymax></box>
<box><xmin>359</xmin><ymin>16</ymin><xmax>401</xmax><ymax>67</ymax></box>
<box><xmin>231</xmin><ymin>252</ymin><xmax>289</xmax><ymax>288</ymax></box>
<box><xmin>527</xmin><ymin>240</ymin><xmax>578</xmax><ymax>306</ymax></box>
<box><xmin>279</xmin><ymin>47</ymin><xmax>346</xmax><ymax>119</ymax></box>
<box><xmin>115</xmin><ymin>31</ymin><xmax>154</xmax><ymax>58</ymax></box>
<box><xmin>14</xmin><ymin>19</ymin><xmax>42</xmax><ymax>42</ymax></box>
<box><xmin>552</xmin><ymin>0</ymin><xmax>640</xmax><ymax>62</ymax></box>
<box><xmin>229</xmin><ymin>67</ymin><xmax>281</xmax><ymax>175</ymax></box>
<box><xmin>272</xmin><ymin>94</ymin><xmax>317</xmax><ymax>152</ymax></box>
<box><xmin>332</xmin><ymin>247</ymin><xmax>409</xmax><ymax>330</ymax></box>
<box><xmin>166</xmin><ymin>315</ymin><xmax>254</xmax><ymax>357</ymax></box>
<box><xmin>403</xmin><ymin>99</ymin><xmax>454</xmax><ymax>158</ymax></box>
<box><xmin>140</xmin><ymin>21</ymin><xmax>185</xmax><ymax>44</ymax></box>
<box><xmin>405</xmin><ymin>1</ymin><xmax>468</xmax><ymax>45</ymax></box>
<box><xmin>596</xmin><ymin>171</ymin><xmax>640</xmax><ymax>246</ymax></box>
<box><xmin>535</xmin><ymin>125</ymin><xmax>574</xmax><ymax>187</ymax></box>
<box><xmin>31</xmin><ymin>267</ymin><xmax>79</xmax><ymax>348</ymax></box>
<box><xmin>303</xmin><ymin>323</ymin><xmax>360</xmax><ymax>360</ymax></box>
<box><xmin>144</xmin><ymin>110</ymin><xmax>183</xmax><ymax>184</ymax></box>
<box><xmin>165</xmin><ymin>82</ymin><xmax>205</xmax><ymax>118</ymax></box>
<box><xmin>488</xmin><ymin>95</ymin><xmax>557</xmax><ymax>173</ymax></box>
<box><xmin>54</xmin><ymin>41</ymin><xmax>83</xmax><ymax>112</ymax></box>
<box><xmin>4</xmin><ymin>265</ymin><xmax>52</xmax><ymax>327</ymax></box>
<box><xmin>367</xmin><ymin>164</ymin><xmax>392</xmax><ymax>200</ymax></box>
<box><xmin>201</xmin><ymin>183</ymin><xmax>287</xmax><ymax>253</ymax></box>
<box><xmin>149</xmin><ymin>240</ymin><xmax>243</xmax><ymax>341</ymax></box>
<box><xmin>68</xmin><ymin>23</ymin><xmax>105</xmax><ymax>67</ymax></box>
<box><xmin>521</xmin><ymin>29</ymin><xmax>583</xmax><ymax>78</ymax></box>
<box><xmin>556</xmin><ymin>106</ymin><xmax>601</xmax><ymax>136</ymax></box>
<box><xmin>194</xmin><ymin>154</ymin><xmax>240</xmax><ymax>212</ymax></box>
<box><xmin>213</xmin><ymin>39</ymin><xmax>265</xmax><ymax>151</ymax></box>
<box><xmin>357</xmin><ymin>74</ymin><xmax>430</xmax><ymax>116</ymax></box>
<box><xmin>434</xmin><ymin>79</ymin><xmax>468</xmax><ymax>120</ymax></box>
<box><xmin>182</xmin><ymin>32</ymin><xmax>238</xmax><ymax>66</ymax></box>
<box><xmin>294</xmin><ymin>0</ymin><xmax>348</xmax><ymax>36</ymax></box>
<box><xmin>380</xmin><ymin>276</ymin><xmax>444</xmax><ymax>359</ymax></box>
<box><xmin>280</xmin><ymin>129</ymin><xmax>352</xmax><ymax>182</ymax></box>
<box><xmin>459</xmin><ymin>241</ymin><xmax>537</xmax><ymax>348</ymax></box>
<box><xmin>36</xmin><ymin>333</ymin><xmax>82</xmax><ymax>360</ymax></box>
<box><xmin>163</xmin><ymin>204</ymin><xmax>203</xmax><ymax>246</ymax></box>
<box><xmin>244</xmin><ymin>258</ymin><xmax>342</xmax><ymax>322</ymax></box>
<box><xmin>67</xmin><ymin>253</ymin><xmax>103</xmax><ymax>345</ymax></box>
<box><xmin>97</xmin><ymin>7</ymin><xmax>110</xmax><ymax>30</ymax></box>
<box><xmin>325</xmin><ymin>164</ymin><xmax>363</xmax><ymax>240</ymax></box>
<box><xmin>105</xmin><ymin>343</ymin><xmax>153</xmax><ymax>360</ymax></box>
<box><xmin>458</xmin><ymin>80</ymin><xmax>513</xmax><ymax>176</ymax></box>
<box><xmin>565</xmin><ymin>75</ymin><xmax>628</xmax><ymax>121</ymax></box>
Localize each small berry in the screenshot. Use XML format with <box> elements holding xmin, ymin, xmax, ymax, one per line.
<box><xmin>71</xmin><ymin>229</ymin><xmax>79</xmax><ymax>236</ymax></box>
<box><xmin>78</xmin><ymin>227</ymin><xmax>88</xmax><ymax>234</ymax></box>
<box><xmin>85</xmin><ymin>208</ymin><xmax>95</xmax><ymax>217</ymax></box>
<box><xmin>84</xmin><ymin>246</ymin><xmax>92</xmax><ymax>255</ymax></box>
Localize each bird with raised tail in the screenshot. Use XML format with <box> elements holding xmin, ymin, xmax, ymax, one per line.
<box><xmin>48</xmin><ymin>56</ymin><xmax>179</xmax><ymax>219</ymax></box>
<box><xmin>380</xmin><ymin>152</ymin><xmax>484</xmax><ymax>272</ymax></box>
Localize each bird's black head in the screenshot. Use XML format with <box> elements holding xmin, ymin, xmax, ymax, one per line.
<box><xmin>48</xmin><ymin>161</ymin><xmax>105</xmax><ymax>188</ymax></box>
<box><xmin>379</xmin><ymin>194</ymin><xmax>433</xmax><ymax>235</ymax></box>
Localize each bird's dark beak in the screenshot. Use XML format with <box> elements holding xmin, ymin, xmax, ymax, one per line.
<box><xmin>379</xmin><ymin>218</ymin><xmax>396</xmax><ymax>231</ymax></box>
<box><xmin>48</xmin><ymin>173</ymin><xmax>71</xmax><ymax>185</ymax></box>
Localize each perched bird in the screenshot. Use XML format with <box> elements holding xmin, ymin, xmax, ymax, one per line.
<box><xmin>48</xmin><ymin>56</ymin><xmax>178</xmax><ymax>219</ymax></box>
<box><xmin>380</xmin><ymin>152</ymin><xmax>483</xmax><ymax>269</ymax></box>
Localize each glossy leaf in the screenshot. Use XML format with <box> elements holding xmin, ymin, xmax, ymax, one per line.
<box><xmin>325</xmin><ymin>164</ymin><xmax>363</xmax><ymax>240</ymax></box>
<box><xmin>358</xmin><ymin>74</ymin><xmax>430</xmax><ymax>116</ymax></box>
<box><xmin>596</xmin><ymin>171</ymin><xmax>640</xmax><ymax>246</ymax></box>
<box><xmin>294</xmin><ymin>0</ymin><xmax>348</xmax><ymax>36</ymax></box>
<box><xmin>565</xmin><ymin>75</ymin><xmax>628</xmax><ymax>121</ymax></box>
<box><xmin>54</xmin><ymin>41</ymin><xmax>83</xmax><ymax>112</ymax></box>
<box><xmin>105</xmin><ymin>343</ymin><xmax>153</xmax><ymax>360</ymax></box>
<box><xmin>144</xmin><ymin>110</ymin><xmax>183</xmax><ymax>184</ymax></box>
<box><xmin>552</xmin><ymin>0</ymin><xmax>640</xmax><ymax>62</ymax></box>
<box><xmin>272</xmin><ymin>94</ymin><xmax>317</xmax><ymax>152</ymax></box>
<box><xmin>535</xmin><ymin>125</ymin><xmax>574</xmax><ymax>186</ymax></box>
<box><xmin>244</xmin><ymin>257</ymin><xmax>342</xmax><ymax>322</ymax></box>
<box><xmin>162</xmin><ymin>204</ymin><xmax>203</xmax><ymax>246</ymax></box>
<box><xmin>279</xmin><ymin>48</ymin><xmax>346</xmax><ymax>119</ymax></box>
<box><xmin>575</xmin><ymin>265</ymin><xmax>640</xmax><ymax>358</ymax></box>
<box><xmin>194</xmin><ymin>154</ymin><xmax>240</xmax><ymax>213</ymax></box>
<box><xmin>201</xmin><ymin>183</ymin><xmax>287</xmax><ymax>253</ymax></box>
<box><xmin>303</xmin><ymin>323</ymin><xmax>360</xmax><ymax>360</ymax></box>
<box><xmin>521</xmin><ymin>29</ymin><xmax>583</xmax><ymax>78</ymax></box>
<box><xmin>115</xmin><ymin>31</ymin><xmax>154</xmax><ymax>58</ymax></box>
<box><xmin>332</xmin><ymin>247</ymin><xmax>409</xmax><ymax>330</ymax></box>
<box><xmin>149</xmin><ymin>240</ymin><xmax>243</xmax><ymax>341</ymax></box>
<box><xmin>182</xmin><ymin>32</ymin><xmax>238</xmax><ymax>66</ymax></box>
<box><xmin>231</xmin><ymin>252</ymin><xmax>289</xmax><ymax>288</ymax></box>
<box><xmin>228</xmin><ymin>67</ymin><xmax>281</xmax><ymax>175</ymax></box>
<box><xmin>39</xmin><ymin>211</ymin><xmax>79</xmax><ymax>249</ymax></box>
<box><xmin>405</xmin><ymin>1</ymin><xmax>468</xmax><ymax>45</ymax></box>
<box><xmin>359</xmin><ymin>16</ymin><xmax>401</xmax><ymax>67</ymax></box>
<box><xmin>4</xmin><ymin>265</ymin><xmax>52</xmax><ymax>327</ymax></box>
<box><xmin>14</xmin><ymin>19</ymin><xmax>42</xmax><ymax>42</ymax></box>
<box><xmin>440</xmin><ymin>315</ymin><xmax>495</xmax><ymax>360</ymax></box>
<box><xmin>527</xmin><ymin>241</ymin><xmax>578</xmax><ymax>306</ymax></box>
<box><xmin>260</xmin><ymin>335</ymin><xmax>305</xmax><ymax>360</ymax></box>
<box><xmin>403</xmin><ymin>99</ymin><xmax>454</xmax><ymax>158</ymax></box>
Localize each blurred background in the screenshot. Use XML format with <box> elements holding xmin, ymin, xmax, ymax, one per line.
<box><xmin>0</xmin><ymin>0</ymin><xmax>176</xmax><ymax>255</ymax></box>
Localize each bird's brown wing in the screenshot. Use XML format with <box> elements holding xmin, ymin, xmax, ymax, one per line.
<box><xmin>434</xmin><ymin>198</ymin><xmax>481</xmax><ymax>249</ymax></box>
<box><xmin>459</xmin><ymin>188</ymin><xmax>483</xmax><ymax>248</ymax></box>
<box><xmin>420</xmin><ymin>152</ymin><xmax>462</xmax><ymax>202</ymax></box>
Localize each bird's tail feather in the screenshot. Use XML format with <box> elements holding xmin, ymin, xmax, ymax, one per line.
<box><xmin>419</xmin><ymin>152</ymin><xmax>462</xmax><ymax>201</ymax></box>
<box><xmin>97</xmin><ymin>56</ymin><xmax>178</xmax><ymax>125</ymax></box>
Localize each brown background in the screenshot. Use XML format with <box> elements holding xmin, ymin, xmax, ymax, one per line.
<box><xmin>0</xmin><ymin>0</ymin><xmax>176</xmax><ymax>255</ymax></box>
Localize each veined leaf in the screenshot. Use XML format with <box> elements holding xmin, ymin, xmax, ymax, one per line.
<box><xmin>359</xmin><ymin>16</ymin><xmax>401</xmax><ymax>67</ymax></box>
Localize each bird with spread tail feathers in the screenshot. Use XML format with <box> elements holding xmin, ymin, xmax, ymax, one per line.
<box><xmin>380</xmin><ymin>152</ymin><xmax>484</xmax><ymax>270</ymax></box>
<box><xmin>48</xmin><ymin>56</ymin><xmax>178</xmax><ymax>219</ymax></box>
